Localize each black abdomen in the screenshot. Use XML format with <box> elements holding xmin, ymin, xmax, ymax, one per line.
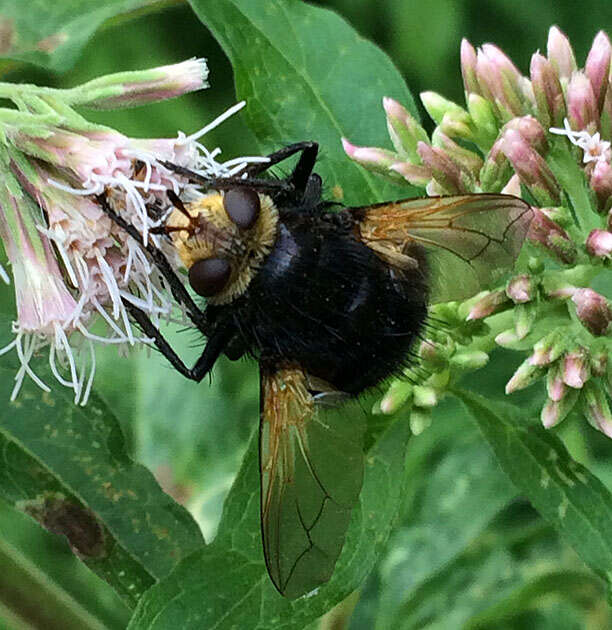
<box><xmin>225</xmin><ymin>211</ymin><xmax>428</xmax><ymax>395</ymax></box>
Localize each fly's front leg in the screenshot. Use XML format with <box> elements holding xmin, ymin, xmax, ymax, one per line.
<box><xmin>123</xmin><ymin>300</ymin><xmax>234</xmax><ymax>382</ymax></box>
<box><xmin>247</xmin><ymin>142</ymin><xmax>319</xmax><ymax>196</ymax></box>
<box><xmin>97</xmin><ymin>194</ymin><xmax>208</xmax><ymax>335</ymax></box>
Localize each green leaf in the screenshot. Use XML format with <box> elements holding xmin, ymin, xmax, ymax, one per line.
<box><xmin>0</xmin><ymin>0</ymin><xmax>163</xmax><ymax>72</ymax></box>
<box><xmin>456</xmin><ymin>388</ymin><xmax>612</xmax><ymax>587</ymax></box>
<box><xmin>0</xmin><ymin>501</ymin><xmax>130</xmax><ymax>629</ymax></box>
<box><xmin>190</xmin><ymin>0</ymin><xmax>419</xmax><ymax>206</ymax></box>
<box><xmin>376</xmin><ymin>416</ymin><xmax>516</xmax><ymax>628</ymax></box>
<box><xmin>0</xmin><ymin>348</ymin><xmax>204</xmax><ymax>605</ymax></box>
<box><xmin>128</xmin><ymin>415</ymin><xmax>411</xmax><ymax>629</ymax></box>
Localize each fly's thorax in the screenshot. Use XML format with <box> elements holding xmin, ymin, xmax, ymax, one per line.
<box><xmin>167</xmin><ymin>191</ymin><xmax>279</xmax><ymax>304</ymax></box>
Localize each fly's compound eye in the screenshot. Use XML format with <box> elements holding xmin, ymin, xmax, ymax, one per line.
<box><xmin>223</xmin><ymin>188</ymin><xmax>260</xmax><ymax>229</ymax></box>
<box><xmin>188</xmin><ymin>258</ymin><xmax>231</xmax><ymax>297</ymax></box>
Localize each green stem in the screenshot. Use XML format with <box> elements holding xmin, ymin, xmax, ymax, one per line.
<box><xmin>0</xmin><ymin>537</ymin><xmax>109</xmax><ymax>630</ymax></box>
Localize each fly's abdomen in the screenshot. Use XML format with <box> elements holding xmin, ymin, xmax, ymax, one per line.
<box><xmin>235</xmin><ymin>216</ymin><xmax>429</xmax><ymax>394</ymax></box>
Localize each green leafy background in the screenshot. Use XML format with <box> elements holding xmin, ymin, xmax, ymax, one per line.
<box><xmin>1</xmin><ymin>1</ymin><xmax>612</xmax><ymax>628</ymax></box>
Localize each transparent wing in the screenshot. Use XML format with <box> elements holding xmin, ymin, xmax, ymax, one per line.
<box><xmin>260</xmin><ymin>367</ymin><xmax>364</xmax><ymax>599</ymax></box>
<box><xmin>357</xmin><ymin>194</ymin><xmax>533</xmax><ymax>302</ymax></box>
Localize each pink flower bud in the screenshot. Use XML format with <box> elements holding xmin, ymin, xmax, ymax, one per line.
<box><xmin>529</xmin><ymin>331</ymin><xmax>565</xmax><ymax>366</ymax></box>
<box><xmin>379</xmin><ymin>381</ymin><xmax>413</xmax><ymax>415</ymax></box>
<box><xmin>585</xmin><ymin>31</ymin><xmax>612</xmax><ymax>114</ymax></box>
<box><xmin>586</xmin><ymin>229</ymin><xmax>612</xmax><ymax>258</ymax></box>
<box><xmin>383</xmin><ymin>97</ymin><xmax>429</xmax><ymax>163</ymax></box>
<box><xmin>501</xmin><ymin>173</ymin><xmax>521</xmax><ymax>196</ymax></box>
<box><xmin>431</xmin><ymin>129</ymin><xmax>483</xmax><ymax>177</ymax></box>
<box><xmin>501</xmin><ymin>129</ymin><xmax>561</xmax><ymax>206</ymax></box>
<box><xmin>506</xmin><ymin>274</ymin><xmax>534</xmax><ymax>303</ymax></box>
<box><xmin>506</xmin><ymin>358</ymin><xmax>543</xmax><ymax>393</ymax></box>
<box><xmin>590</xmin><ymin>159</ymin><xmax>612</xmax><ymax>212</ymax></box>
<box><xmin>388</xmin><ymin>162</ymin><xmax>431</xmax><ymax>188</ymax></box>
<box><xmin>530</xmin><ymin>52</ymin><xmax>566</xmax><ymax>127</ymax></box>
<box><xmin>567</xmin><ymin>71</ymin><xmax>599</xmax><ymax>134</ymax></box>
<box><xmin>466</xmin><ymin>289</ymin><xmax>510</xmax><ymax>320</ymax></box>
<box><xmin>541</xmin><ymin>389</ymin><xmax>579</xmax><ymax>428</ymax></box>
<box><xmin>460</xmin><ymin>39</ymin><xmax>480</xmax><ymax>96</ymax></box>
<box><xmin>341</xmin><ymin>138</ymin><xmax>399</xmax><ymax>175</ymax></box>
<box><xmin>527</xmin><ymin>208</ymin><xmax>576</xmax><ymax>264</ymax></box>
<box><xmin>571</xmin><ymin>288</ymin><xmax>612</xmax><ymax>336</ymax></box>
<box><xmin>546</xmin><ymin>363</ymin><xmax>566</xmax><ymax>402</ymax></box>
<box><xmin>582</xmin><ymin>381</ymin><xmax>612</xmax><ymax>438</ymax></box>
<box><xmin>562</xmin><ymin>348</ymin><xmax>591</xmax><ymax>388</ymax></box>
<box><xmin>476</xmin><ymin>44</ymin><xmax>526</xmax><ymax>119</ymax></box>
<box><xmin>72</xmin><ymin>58</ymin><xmax>209</xmax><ymax>110</ymax></box>
<box><xmin>417</xmin><ymin>142</ymin><xmax>468</xmax><ymax>194</ymax></box>
<box><xmin>503</xmin><ymin>116</ymin><xmax>548</xmax><ymax>155</ymax></box>
<box><xmin>547</xmin><ymin>26</ymin><xmax>577</xmax><ymax>81</ymax></box>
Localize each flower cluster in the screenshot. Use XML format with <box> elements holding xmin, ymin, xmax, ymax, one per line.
<box><xmin>0</xmin><ymin>60</ymin><xmax>266</xmax><ymax>403</ymax></box>
<box><xmin>346</xmin><ymin>27</ymin><xmax>612</xmax><ymax>437</ymax></box>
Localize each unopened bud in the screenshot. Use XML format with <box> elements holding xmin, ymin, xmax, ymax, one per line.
<box><xmin>413</xmin><ymin>385</ymin><xmax>437</xmax><ymax>408</ymax></box>
<box><xmin>530</xmin><ymin>330</ymin><xmax>566</xmax><ymax>366</ymax></box>
<box><xmin>479</xmin><ymin>138</ymin><xmax>513</xmax><ymax>192</ymax></box>
<box><xmin>571</xmin><ymin>288</ymin><xmax>612</xmax><ymax>336</ymax></box>
<box><xmin>495</xmin><ymin>328</ymin><xmax>521</xmax><ymax>348</ymax></box>
<box><xmin>562</xmin><ymin>347</ymin><xmax>591</xmax><ymax>388</ymax></box>
<box><xmin>541</xmin><ymin>389</ymin><xmax>579</xmax><ymax>428</ymax></box>
<box><xmin>547</xmin><ymin>26</ymin><xmax>577</xmax><ymax>81</ymax></box>
<box><xmin>410</xmin><ymin>407</ymin><xmax>432</xmax><ymax>435</ymax></box>
<box><xmin>506</xmin><ymin>274</ymin><xmax>534</xmax><ymax>303</ymax></box>
<box><xmin>567</xmin><ymin>71</ymin><xmax>599</xmax><ymax>134</ymax></box>
<box><xmin>501</xmin><ymin>129</ymin><xmax>561</xmax><ymax>206</ymax></box>
<box><xmin>466</xmin><ymin>289</ymin><xmax>510</xmax><ymax>320</ymax></box>
<box><xmin>582</xmin><ymin>380</ymin><xmax>612</xmax><ymax>438</ymax></box>
<box><xmin>418</xmin><ymin>339</ymin><xmax>448</xmax><ymax>370</ymax></box>
<box><xmin>379</xmin><ymin>381</ymin><xmax>413</xmax><ymax>415</ymax></box>
<box><xmin>501</xmin><ymin>173</ymin><xmax>522</xmax><ymax>196</ymax></box>
<box><xmin>417</xmin><ymin>142</ymin><xmax>468</xmax><ymax>194</ymax></box>
<box><xmin>431</xmin><ymin>129</ymin><xmax>483</xmax><ymax>178</ymax></box>
<box><xmin>449</xmin><ymin>350</ymin><xmax>489</xmax><ymax>371</ymax></box>
<box><xmin>503</xmin><ymin>116</ymin><xmax>549</xmax><ymax>155</ymax></box>
<box><xmin>585</xmin><ymin>31</ymin><xmax>612</xmax><ymax>114</ymax></box>
<box><xmin>460</xmin><ymin>39</ymin><xmax>480</xmax><ymax>96</ymax></box>
<box><xmin>389</xmin><ymin>162</ymin><xmax>432</xmax><ymax>188</ymax></box>
<box><xmin>63</xmin><ymin>58</ymin><xmax>209</xmax><ymax>109</ymax></box>
<box><xmin>586</xmin><ymin>229</ymin><xmax>612</xmax><ymax>258</ymax></box>
<box><xmin>546</xmin><ymin>363</ymin><xmax>566</xmax><ymax>402</ymax></box>
<box><xmin>341</xmin><ymin>138</ymin><xmax>399</xmax><ymax>175</ymax></box>
<box><xmin>506</xmin><ymin>358</ymin><xmax>544</xmax><ymax>393</ymax></box>
<box><xmin>527</xmin><ymin>208</ymin><xmax>576</xmax><ymax>264</ymax></box>
<box><xmin>466</xmin><ymin>94</ymin><xmax>499</xmax><ymax>149</ymax></box>
<box><xmin>439</xmin><ymin>112</ymin><xmax>477</xmax><ymax>143</ymax></box>
<box><xmin>530</xmin><ymin>52</ymin><xmax>566</xmax><ymax>127</ymax></box>
<box><xmin>383</xmin><ymin>97</ymin><xmax>430</xmax><ymax>163</ymax></box>
<box><xmin>591</xmin><ymin>159</ymin><xmax>612</xmax><ymax>213</ymax></box>
<box><xmin>476</xmin><ymin>44</ymin><xmax>526</xmax><ymax>120</ymax></box>
<box><xmin>514</xmin><ymin>302</ymin><xmax>537</xmax><ymax>339</ymax></box>
<box><xmin>420</xmin><ymin>91</ymin><xmax>468</xmax><ymax>127</ymax></box>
